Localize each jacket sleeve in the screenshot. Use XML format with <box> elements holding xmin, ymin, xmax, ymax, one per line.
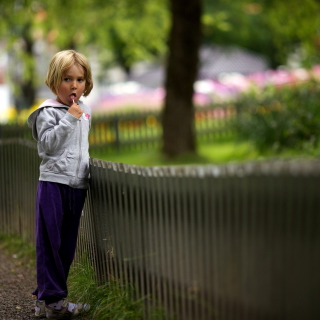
<box><xmin>36</xmin><ymin>107</ymin><xmax>79</xmax><ymax>154</ymax></box>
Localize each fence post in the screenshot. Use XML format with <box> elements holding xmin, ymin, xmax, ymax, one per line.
<box><xmin>113</xmin><ymin>117</ymin><xmax>120</xmax><ymax>151</ymax></box>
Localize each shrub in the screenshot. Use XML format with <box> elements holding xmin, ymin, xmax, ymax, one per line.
<box><xmin>234</xmin><ymin>79</ymin><xmax>320</xmax><ymax>152</ymax></box>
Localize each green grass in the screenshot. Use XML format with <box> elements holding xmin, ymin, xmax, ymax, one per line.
<box><xmin>90</xmin><ymin>137</ymin><xmax>320</xmax><ymax>167</ymax></box>
<box><xmin>0</xmin><ymin>233</ymin><xmax>36</xmax><ymax>268</ymax></box>
<box><xmin>68</xmin><ymin>255</ymin><xmax>167</xmax><ymax>320</ymax></box>
<box><xmin>67</xmin><ymin>257</ymin><xmax>142</xmax><ymax>320</ymax></box>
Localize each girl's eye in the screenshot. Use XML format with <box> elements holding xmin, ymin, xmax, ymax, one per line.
<box><xmin>63</xmin><ymin>78</ymin><xmax>84</xmax><ymax>82</ymax></box>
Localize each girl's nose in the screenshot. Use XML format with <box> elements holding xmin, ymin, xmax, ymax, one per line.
<box><xmin>71</xmin><ymin>81</ymin><xmax>77</xmax><ymax>89</ymax></box>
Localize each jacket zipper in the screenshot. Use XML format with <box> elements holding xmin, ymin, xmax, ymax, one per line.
<box><xmin>75</xmin><ymin>119</ymin><xmax>82</xmax><ymax>184</ymax></box>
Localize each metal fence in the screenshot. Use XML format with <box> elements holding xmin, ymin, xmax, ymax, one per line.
<box><xmin>0</xmin><ymin>139</ymin><xmax>40</xmax><ymax>242</ymax></box>
<box><xmin>1</xmin><ymin>139</ymin><xmax>319</xmax><ymax>320</ymax></box>
<box><xmin>0</xmin><ymin>105</ymin><xmax>236</xmax><ymax>154</ymax></box>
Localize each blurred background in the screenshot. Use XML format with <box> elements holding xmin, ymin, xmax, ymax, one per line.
<box><xmin>1</xmin><ymin>3</ymin><xmax>320</xmax><ymax>319</ymax></box>
<box><xmin>1</xmin><ymin>0</ymin><xmax>320</xmax><ymax>164</ymax></box>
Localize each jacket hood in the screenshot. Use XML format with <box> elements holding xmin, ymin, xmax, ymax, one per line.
<box><xmin>27</xmin><ymin>99</ymin><xmax>83</xmax><ymax>141</ymax></box>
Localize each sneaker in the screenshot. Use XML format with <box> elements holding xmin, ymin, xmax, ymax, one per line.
<box><xmin>45</xmin><ymin>299</ymin><xmax>90</xmax><ymax>319</ymax></box>
<box><xmin>34</xmin><ymin>300</ymin><xmax>46</xmax><ymax>318</ymax></box>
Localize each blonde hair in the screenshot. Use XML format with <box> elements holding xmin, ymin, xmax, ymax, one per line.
<box><xmin>45</xmin><ymin>50</ymin><xmax>93</xmax><ymax>97</ymax></box>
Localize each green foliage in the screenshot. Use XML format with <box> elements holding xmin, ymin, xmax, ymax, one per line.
<box><xmin>234</xmin><ymin>79</ymin><xmax>320</xmax><ymax>153</ymax></box>
<box><xmin>0</xmin><ymin>0</ymin><xmax>169</xmax><ymax>107</ymax></box>
<box><xmin>103</xmin><ymin>0</ymin><xmax>169</xmax><ymax>71</ymax></box>
<box><xmin>0</xmin><ymin>0</ymin><xmax>40</xmax><ymax>108</ymax></box>
<box><xmin>203</xmin><ymin>0</ymin><xmax>320</xmax><ymax>67</ymax></box>
<box><xmin>1</xmin><ymin>0</ymin><xmax>319</xmax><ymax>109</ymax></box>
<box><xmin>203</xmin><ymin>0</ymin><xmax>277</xmax><ymax>66</ymax></box>
<box><xmin>264</xmin><ymin>0</ymin><xmax>320</xmax><ymax>67</ymax></box>
<box><xmin>68</xmin><ymin>256</ymin><xmax>167</xmax><ymax>319</ymax></box>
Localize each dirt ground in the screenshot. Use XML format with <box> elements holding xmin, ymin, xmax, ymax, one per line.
<box><xmin>0</xmin><ymin>248</ymin><xmax>36</xmax><ymax>320</ymax></box>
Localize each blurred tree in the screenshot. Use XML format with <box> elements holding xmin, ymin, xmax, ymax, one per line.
<box><xmin>0</xmin><ymin>0</ymin><xmax>40</xmax><ymax>110</ymax></box>
<box><xmin>84</xmin><ymin>0</ymin><xmax>169</xmax><ymax>77</ymax></box>
<box><xmin>0</xmin><ymin>0</ymin><xmax>169</xmax><ymax>110</ymax></box>
<box><xmin>37</xmin><ymin>0</ymin><xmax>94</xmax><ymax>50</ymax></box>
<box><xmin>162</xmin><ymin>0</ymin><xmax>202</xmax><ymax>157</ymax></box>
<box><xmin>161</xmin><ymin>0</ymin><xmax>319</xmax><ymax>156</ymax></box>
<box><xmin>203</xmin><ymin>0</ymin><xmax>278</xmax><ymax>66</ymax></box>
<box><xmin>262</xmin><ymin>0</ymin><xmax>320</xmax><ymax>67</ymax></box>
<box><xmin>0</xmin><ymin>0</ymin><xmax>93</xmax><ymax>110</ymax></box>
<box><xmin>202</xmin><ymin>0</ymin><xmax>320</xmax><ymax>67</ymax></box>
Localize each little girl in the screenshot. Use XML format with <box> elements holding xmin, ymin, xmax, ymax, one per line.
<box><xmin>27</xmin><ymin>50</ymin><xmax>93</xmax><ymax>318</ymax></box>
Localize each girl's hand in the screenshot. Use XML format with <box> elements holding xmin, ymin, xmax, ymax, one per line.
<box><xmin>68</xmin><ymin>101</ymin><xmax>83</xmax><ymax>118</ymax></box>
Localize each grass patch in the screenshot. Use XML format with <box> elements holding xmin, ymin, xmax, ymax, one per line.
<box><xmin>90</xmin><ymin>138</ymin><xmax>258</xmax><ymax>166</ymax></box>
<box><xmin>0</xmin><ymin>233</ymin><xmax>35</xmax><ymax>268</ymax></box>
<box><xmin>68</xmin><ymin>256</ymin><xmax>167</xmax><ymax>320</ymax></box>
<box><xmin>90</xmin><ymin>137</ymin><xmax>319</xmax><ymax>167</ymax></box>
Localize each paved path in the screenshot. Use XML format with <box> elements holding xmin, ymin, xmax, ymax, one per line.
<box><xmin>0</xmin><ymin>248</ymin><xmax>36</xmax><ymax>320</ymax></box>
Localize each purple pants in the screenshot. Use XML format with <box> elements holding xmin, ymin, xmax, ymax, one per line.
<box><xmin>32</xmin><ymin>181</ymin><xmax>87</xmax><ymax>304</ymax></box>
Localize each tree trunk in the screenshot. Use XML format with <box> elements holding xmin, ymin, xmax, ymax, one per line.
<box><xmin>14</xmin><ymin>28</ymin><xmax>36</xmax><ymax>110</ymax></box>
<box><xmin>162</xmin><ymin>0</ymin><xmax>202</xmax><ymax>157</ymax></box>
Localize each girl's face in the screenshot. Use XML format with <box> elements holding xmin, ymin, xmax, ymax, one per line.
<box><xmin>56</xmin><ymin>64</ymin><xmax>86</xmax><ymax>106</ymax></box>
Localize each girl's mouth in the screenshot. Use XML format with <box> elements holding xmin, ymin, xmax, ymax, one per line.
<box><xmin>69</xmin><ymin>94</ymin><xmax>76</xmax><ymax>102</ymax></box>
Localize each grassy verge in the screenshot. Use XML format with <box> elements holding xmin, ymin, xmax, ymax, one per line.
<box><xmin>0</xmin><ymin>233</ymin><xmax>36</xmax><ymax>269</ymax></box>
<box><xmin>68</xmin><ymin>256</ymin><xmax>167</xmax><ymax>320</ymax></box>
<box><xmin>67</xmin><ymin>258</ymin><xmax>142</xmax><ymax>319</ymax></box>
<box><xmin>90</xmin><ymin>137</ymin><xmax>320</xmax><ymax>167</ymax></box>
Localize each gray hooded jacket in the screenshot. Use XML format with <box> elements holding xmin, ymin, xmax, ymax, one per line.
<box><xmin>27</xmin><ymin>99</ymin><xmax>91</xmax><ymax>189</ymax></box>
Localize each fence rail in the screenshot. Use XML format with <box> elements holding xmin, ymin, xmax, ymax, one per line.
<box><xmin>1</xmin><ymin>139</ymin><xmax>319</xmax><ymax>320</ymax></box>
